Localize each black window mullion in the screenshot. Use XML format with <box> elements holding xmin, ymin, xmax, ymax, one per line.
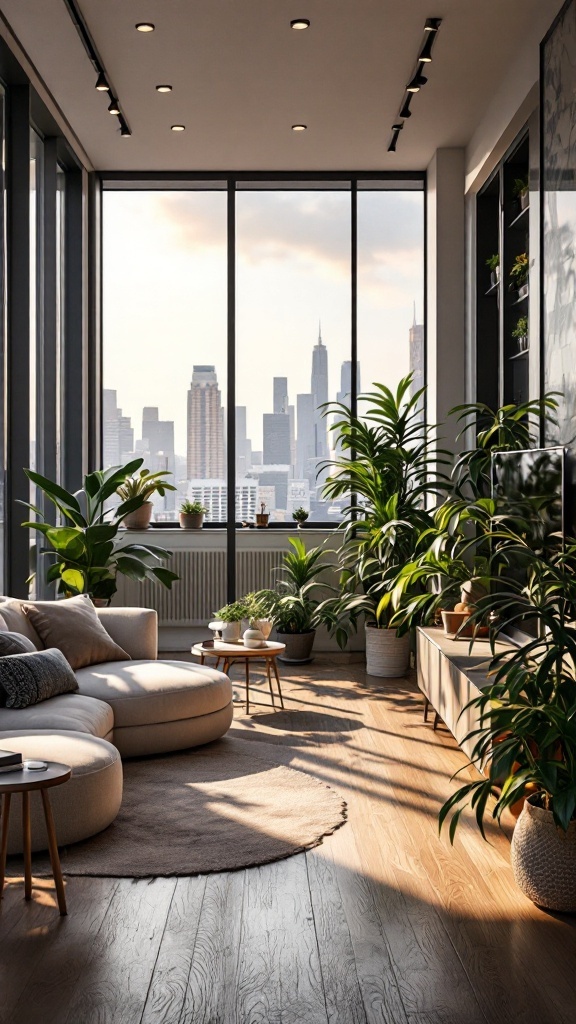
<box><xmin>351</xmin><ymin>180</ymin><xmax>358</xmax><ymax>519</ymax></box>
<box><xmin>226</xmin><ymin>180</ymin><xmax>236</xmax><ymax>601</ymax></box>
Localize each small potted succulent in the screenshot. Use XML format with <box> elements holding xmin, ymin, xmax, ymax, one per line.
<box><xmin>214</xmin><ymin>601</ymin><xmax>249</xmax><ymax>642</ymax></box>
<box><xmin>512</xmin><ymin>174</ymin><xmax>529</xmax><ymax>212</ymax></box>
<box><xmin>116</xmin><ymin>468</ymin><xmax>176</xmax><ymax>530</ymax></box>
<box><xmin>291</xmin><ymin>506</ymin><xmax>310</xmax><ymax>528</ymax></box>
<box><xmin>255</xmin><ymin>501</ymin><xmax>269</xmax><ymax>528</ymax></box>
<box><xmin>485</xmin><ymin>253</ymin><xmax>500</xmax><ymax>288</ymax></box>
<box><xmin>179</xmin><ymin>500</ymin><xmax>207</xmax><ymax>530</ymax></box>
<box><xmin>512</xmin><ymin>315</ymin><xmax>528</xmax><ymax>354</ymax></box>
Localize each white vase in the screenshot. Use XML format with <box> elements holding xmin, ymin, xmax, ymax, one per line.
<box><xmin>365</xmin><ymin>623</ymin><xmax>410</xmax><ymax>678</ymax></box>
<box><xmin>221</xmin><ymin>621</ymin><xmax>242</xmax><ymax>643</ymax></box>
<box><xmin>243</xmin><ymin>627</ymin><xmax>265</xmax><ymax>649</ymax></box>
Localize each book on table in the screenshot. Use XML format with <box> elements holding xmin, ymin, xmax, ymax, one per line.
<box><xmin>0</xmin><ymin>748</ymin><xmax>24</xmax><ymax>773</ymax></box>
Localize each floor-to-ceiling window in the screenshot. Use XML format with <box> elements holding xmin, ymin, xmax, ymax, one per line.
<box><xmin>102</xmin><ymin>177</ymin><xmax>425</xmax><ymax>532</ymax></box>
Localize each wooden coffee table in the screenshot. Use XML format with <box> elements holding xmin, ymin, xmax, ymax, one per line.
<box><xmin>0</xmin><ymin>761</ymin><xmax>71</xmax><ymax>916</ymax></box>
<box><xmin>192</xmin><ymin>639</ymin><xmax>286</xmax><ymax>715</ymax></box>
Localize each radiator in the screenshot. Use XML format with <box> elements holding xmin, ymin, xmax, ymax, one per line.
<box><xmin>114</xmin><ymin>546</ymin><xmax>285</xmax><ymax>626</ymax></box>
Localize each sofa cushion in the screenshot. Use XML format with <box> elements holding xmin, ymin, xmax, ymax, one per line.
<box><xmin>0</xmin><ymin>597</ymin><xmax>43</xmax><ymax>647</ymax></box>
<box><xmin>75</xmin><ymin>659</ymin><xmax>232</xmax><ymax>728</ymax></box>
<box><xmin>23</xmin><ymin>594</ymin><xmax>131</xmax><ymax>670</ymax></box>
<box><xmin>0</xmin><ymin>692</ymin><xmax>114</xmax><ymax>740</ymax></box>
<box><xmin>0</xmin><ymin>648</ymin><xmax>79</xmax><ymax>709</ymax></box>
<box><xmin>0</xmin><ymin>631</ymin><xmax>37</xmax><ymax>656</ymax></box>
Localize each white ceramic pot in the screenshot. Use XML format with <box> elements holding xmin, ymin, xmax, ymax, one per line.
<box><xmin>511</xmin><ymin>796</ymin><xmax>576</xmax><ymax>912</ymax></box>
<box><xmin>243</xmin><ymin>627</ymin><xmax>265</xmax><ymax>649</ymax></box>
<box><xmin>221</xmin><ymin>621</ymin><xmax>242</xmax><ymax>643</ymax></box>
<box><xmin>365</xmin><ymin>623</ymin><xmax>410</xmax><ymax>678</ymax></box>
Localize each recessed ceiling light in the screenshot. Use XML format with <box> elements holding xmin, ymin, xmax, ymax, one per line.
<box><xmin>171</xmin><ymin>124</ymin><xmax>185</xmax><ymax>132</ymax></box>
<box><xmin>136</xmin><ymin>23</ymin><xmax>155</xmax><ymax>32</ymax></box>
<box><xmin>291</xmin><ymin>19</ymin><xmax>310</xmax><ymax>30</ymax></box>
<box><xmin>108</xmin><ymin>98</ymin><xmax>120</xmax><ymax>115</ymax></box>
<box><xmin>291</xmin><ymin>124</ymin><xmax>307</xmax><ymax>131</ymax></box>
<box><xmin>156</xmin><ymin>84</ymin><xmax>173</xmax><ymax>93</ymax></box>
<box><xmin>95</xmin><ymin>72</ymin><xmax>109</xmax><ymax>92</ymax></box>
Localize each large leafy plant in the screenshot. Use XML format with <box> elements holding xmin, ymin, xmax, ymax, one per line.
<box><xmin>439</xmin><ymin>535</ymin><xmax>576</xmax><ymax>840</ymax></box>
<box><xmin>22</xmin><ymin>460</ymin><xmax>179</xmax><ymax>602</ymax></box>
<box><xmin>318</xmin><ymin>375</ymin><xmax>448</xmax><ymax>647</ymax></box>
<box><xmin>272</xmin><ymin>536</ymin><xmax>332</xmax><ymax>634</ymax></box>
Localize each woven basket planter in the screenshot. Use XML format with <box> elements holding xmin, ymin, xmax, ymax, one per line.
<box><xmin>511</xmin><ymin>796</ymin><xmax>576</xmax><ymax>912</ymax></box>
<box><xmin>365</xmin><ymin>624</ymin><xmax>410</xmax><ymax>678</ymax></box>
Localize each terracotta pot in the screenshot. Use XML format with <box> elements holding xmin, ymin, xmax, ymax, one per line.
<box><xmin>122</xmin><ymin>501</ymin><xmax>153</xmax><ymax>530</ymax></box>
<box><xmin>179</xmin><ymin>512</ymin><xmax>204</xmax><ymax>529</ymax></box>
<box><xmin>441</xmin><ymin>610</ymin><xmax>473</xmax><ymax>638</ymax></box>
<box><xmin>251</xmin><ymin>617</ymin><xmax>273</xmax><ymax>640</ymax></box>
<box><xmin>365</xmin><ymin>623</ymin><xmax>410</xmax><ymax>678</ymax></box>
<box><xmin>511</xmin><ymin>796</ymin><xmax>576</xmax><ymax>911</ymax></box>
<box><xmin>277</xmin><ymin>630</ymin><xmax>315</xmax><ymax>664</ymax></box>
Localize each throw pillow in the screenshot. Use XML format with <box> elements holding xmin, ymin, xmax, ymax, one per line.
<box><xmin>0</xmin><ymin>631</ymin><xmax>37</xmax><ymax>656</ymax></box>
<box><xmin>23</xmin><ymin>594</ymin><xmax>131</xmax><ymax>670</ymax></box>
<box><xmin>0</xmin><ymin>648</ymin><xmax>78</xmax><ymax>709</ymax></box>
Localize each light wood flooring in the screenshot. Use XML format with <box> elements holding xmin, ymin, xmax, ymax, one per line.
<box><xmin>1</xmin><ymin>656</ymin><xmax>575</xmax><ymax>1024</ymax></box>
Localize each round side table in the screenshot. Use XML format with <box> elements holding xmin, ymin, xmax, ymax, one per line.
<box><xmin>192</xmin><ymin>639</ymin><xmax>286</xmax><ymax>715</ymax></box>
<box><xmin>0</xmin><ymin>761</ymin><xmax>71</xmax><ymax>916</ymax></box>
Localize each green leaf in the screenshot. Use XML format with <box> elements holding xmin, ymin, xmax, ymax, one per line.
<box><xmin>24</xmin><ymin>469</ymin><xmax>82</xmax><ymax>513</ymax></box>
<box><xmin>151</xmin><ymin>567</ymin><xmax>180</xmax><ymax>588</ymax></box>
<box><xmin>60</xmin><ymin>569</ymin><xmax>86</xmax><ymax>593</ymax></box>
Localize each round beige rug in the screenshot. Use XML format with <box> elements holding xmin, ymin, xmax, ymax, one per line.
<box><xmin>30</xmin><ymin>736</ymin><xmax>346</xmax><ymax>877</ymax></box>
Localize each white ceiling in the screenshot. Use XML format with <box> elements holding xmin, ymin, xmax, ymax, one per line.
<box><xmin>0</xmin><ymin>0</ymin><xmax>564</xmax><ymax>172</ymax></box>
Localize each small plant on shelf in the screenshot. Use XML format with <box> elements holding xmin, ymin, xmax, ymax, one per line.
<box><xmin>179</xmin><ymin>500</ymin><xmax>208</xmax><ymax>529</ymax></box>
<box><xmin>116</xmin><ymin>468</ymin><xmax>177</xmax><ymax>530</ymax></box>
<box><xmin>180</xmin><ymin>500</ymin><xmax>207</xmax><ymax>515</ymax></box>
<box><xmin>512</xmin><ymin>315</ymin><xmax>529</xmax><ymax>353</ymax></box>
<box><xmin>512</xmin><ymin>174</ymin><xmax>529</xmax><ymax>210</ymax></box>
<box><xmin>215</xmin><ymin>601</ymin><xmax>248</xmax><ymax>622</ymax></box>
<box><xmin>510</xmin><ymin>252</ymin><xmax>529</xmax><ymax>290</ymax></box>
<box><xmin>486</xmin><ymin>253</ymin><xmax>500</xmax><ymax>287</ymax></box>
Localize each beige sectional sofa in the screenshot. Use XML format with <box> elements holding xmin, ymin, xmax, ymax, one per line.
<box><xmin>0</xmin><ymin>599</ymin><xmax>233</xmax><ymax>853</ymax></box>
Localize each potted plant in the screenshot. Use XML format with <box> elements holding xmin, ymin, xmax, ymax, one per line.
<box><xmin>510</xmin><ymin>252</ymin><xmax>529</xmax><ymax>299</ymax></box>
<box><xmin>116</xmin><ymin>468</ymin><xmax>177</xmax><ymax>530</ymax></box>
<box><xmin>486</xmin><ymin>253</ymin><xmax>500</xmax><ymax>288</ymax></box>
<box><xmin>255</xmin><ymin>502</ymin><xmax>269</xmax><ymax>528</ymax></box>
<box><xmin>512</xmin><ymin>315</ymin><xmax>528</xmax><ymax>354</ymax></box>
<box><xmin>272</xmin><ymin>537</ymin><xmax>332</xmax><ymax>663</ymax></box>
<box><xmin>291</xmin><ymin>506</ymin><xmax>309</xmax><ymax>528</ymax></box>
<box><xmin>243</xmin><ymin>589</ymin><xmax>277</xmax><ymax>639</ymax></box>
<box><xmin>21</xmin><ymin>460</ymin><xmax>179</xmax><ymax>603</ymax></box>
<box><xmin>512</xmin><ymin>174</ymin><xmax>529</xmax><ymax>212</ymax></box>
<box><xmin>319</xmin><ymin>375</ymin><xmax>447</xmax><ymax>677</ymax></box>
<box><xmin>438</xmin><ymin>536</ymin><xmax>576</xmax><ymax>912</ymax></box>
<box><xmin>179</xmin><ymin>500</ymin><xmax>207</xmax><ymax>529</ymax></box>
<box><xmin>214</xmin><ymin>601</ymin><xmax>249</xmax><ymax>642</ymax></box>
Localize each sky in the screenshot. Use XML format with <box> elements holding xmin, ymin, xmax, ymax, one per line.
<box><xmin>103</xmin><ymin>187</ymin><xmax>424</xmax><ymax>456</ymax></box>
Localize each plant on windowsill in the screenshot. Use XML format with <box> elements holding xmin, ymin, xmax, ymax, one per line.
<box><xmin>512</xmin><ymin>174</ymin><xmax>529</xmax><ymax>212</ymax></box>
<box><xmin>512</xmin><ymin>315</ymin><xmax>529</xmax><ymax>354</ymax></box>
<box><xmin>21</xmin><ymin>460</ymin><xmax>179</xmax><ymax>604</ymax></box>
<box><xmin>116</xmin><ymin>468</ymin><xmax>177</xmax><ymax>530</ymax></box>
<box><xmin>317</xmin><ymin>374</ymin><xmax>450</xmax><ymax>678</ymax></box>
<box><xmin>291</xmin><ymin>506</ymin><xmax>310</xmax><ymax>528</ymax></box>
<box><xmin>179</xmin><ymin>500</ymin><xmax>208</xmax><ymax>530</ymax></box>
<box><xmin>486</xmin><ymin>253</ymin><xmax>500</xmax><ymax>288</ymax></box>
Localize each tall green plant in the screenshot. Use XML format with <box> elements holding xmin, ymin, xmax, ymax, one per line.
<box><xmin>272</xmin><ymin>536</ymin><xmax>332</xmax><ymax>634</ymax></box>
<box><xmin>22</xmin><ymin>460</ymin><xmax>179</xmax><ymax>602</ymax></box>
<box><xmin>318</xmin><ymin>375</ymin><xmax>448</xmax><ymax>646</ymax></box>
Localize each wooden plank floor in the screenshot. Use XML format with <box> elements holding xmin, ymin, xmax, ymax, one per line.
<box><xmin>1</xmin><ymin>656</ymin><xmax>576</xmax><ymax>1024</ymax></box>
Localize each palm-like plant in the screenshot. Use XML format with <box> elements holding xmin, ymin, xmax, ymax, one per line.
<box><xmin>272</xmin><ymin>537</ymin><xmax>331</xmax><ymax>634</ymax></box>
<box><xmin>318</xmin><ymin>375</ymin><xmax>449</xmax><ymax>647</ymax></box>
<box><xmin>22</xmin><ymin>460</ymin><xmax>179</xmax><ymax>602</ymax></box>
<box><xmin>117</xmin><ymin>468</ymin><xmax>176</xmax><ymax>502</ymax></box>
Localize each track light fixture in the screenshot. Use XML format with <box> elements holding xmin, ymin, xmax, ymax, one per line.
<box><xmin>63</xmin><ymin>0</ymin><xmax>132</xmax><ymax>136</ymax></box>
<box><xmin>291</xmin><ymin>19</ymin><xmax>310</xmax><ymax>30</ymax></box>
<box><xmin>388</xmin><ymin>16</ymin><xmax>442</xmax><ymax>153</ymax></box>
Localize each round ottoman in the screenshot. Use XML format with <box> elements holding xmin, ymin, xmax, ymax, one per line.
<box><xmin>0</xmin><ymin>731</ymin><xmax>122</xmax><ymax>854</ymax></box>
<box><xmin>75</xmin><ymin>660</ymin><xmax>233</xmax><ymax>757</ymax></box>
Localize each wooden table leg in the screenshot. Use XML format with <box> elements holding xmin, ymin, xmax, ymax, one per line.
<box><xmin>272</xmin><ymin>658</ymin><xmax>285</xmax><ymax>709</ymax></box>
<box><xmin>0</xmin><ymin>793</ymin><xmax>11</xmax><ymax>898</ymax></box>
<box><xmin>22</xmin><ymin>792</ymin><xmax>32</xmax><ymax>901</ymax></box>
<box><xmin>245</xmin><ymin>658</ymin><xmax>250</xmax><ymax>715</ymax></box>
<box><xmin>265</xmin><ymin>658</ymin><xmax>276</xmax><ymax>710</ymax></box>
<box><xmin>41</xmin><ymin>789</ymin><xmax>67</xmax><ymax>916</ymax></box>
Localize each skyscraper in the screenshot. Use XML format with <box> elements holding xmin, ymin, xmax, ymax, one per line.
<box><xmin>273</xmin><ymin>377</ymin><xmax>289</xmax><ymax>414</ymax></box>
<box><xmin>142</xmin><ymin>407</ymin><xmax>175</xmax><ymax>469</ymax></box>
<box><xmin>296</xmin><ymin>393</ymin><xmax>316</xmax><ymax>480</ymax></box>
<box><xmin>409</xmin><ymin>308</ymin><xmax>425</xmax><ymax>401</ymax></box>
<box><xmin>263</xmin><ymin>413</ymin><xmax>291</xmax><ymax>466</ymax></box>
<box><xmin>103</xmin><ymin>388</ymin><xmax>134</xmax><ymax>468</ymax></box>
<box><xmin>311</xmin><ymin>323</ymin><xmax>329</xmax><ymax>459</ymax></box>
<box><xmin>337</xmin><ymin>360</ymin><xmax>361</xmax><ymax>405</ymax></box>
<box><xmin>186</xmin><ymin>365</ymin><xmax>225</xmax><ymax>480</ymax></box>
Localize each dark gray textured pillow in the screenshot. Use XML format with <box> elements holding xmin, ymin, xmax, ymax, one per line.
<box><xmin>0</xmin><ymin>631</ymin><xmax>37</xmax><ymax>656</ymax></box>
<box><xmin>0</xmin><ymin>649</ymin><xmax>78</xmax><ymax>709</ymax></box>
